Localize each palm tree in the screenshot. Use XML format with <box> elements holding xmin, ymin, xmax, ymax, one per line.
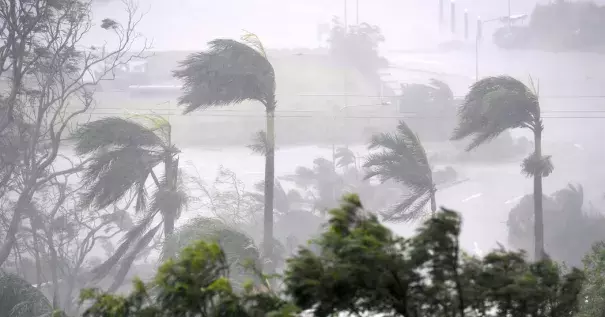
<box><xmin>334</xmin><ymin>146</ymin><xmax>356</xmax><ymax>170</ymax></box>
<box><xmin>363</xmin><ymin>120</ymin><xmax>436</xmax><ymax>222</ymax></box>
<box><xmin>451</xmin><ymin>75</ymin><xmax>553</xmax><ymax>260</ymax></box>
<box><xmin>173</xmin><ymin>32</ymin><xmax>278</xmax><ymax>270</ymax></box>
<box><xmin>72</xmin><ymin>115</ymin><xmax>188</xmax><ymax>291</ymax></box>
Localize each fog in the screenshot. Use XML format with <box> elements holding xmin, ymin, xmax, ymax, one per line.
<box><xmin>3</xmin><ymin>0</ymin><xmax>605</xmax><ymax>314</ymax></box>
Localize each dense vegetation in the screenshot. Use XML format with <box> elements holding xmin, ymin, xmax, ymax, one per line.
<box><xmin>1</xmin><ymin>0</ymin><xmax>605</xmax><ymax>315</ymax></box>
<box><xmin>81</xmin><ymin>194</ymin><xmax>586</xmax><ymax>317</ymax></box>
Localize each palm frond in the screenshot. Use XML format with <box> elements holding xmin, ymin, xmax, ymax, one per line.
<box><xmin>241</xmin><ymin>30</ymin><xmax>267</xmax><ymax>58</ymax></box>
<box><xmin>173</xmin><ymin>38</ymin><xmax>276</xmax><ymax>113</ymax></box>
<box><xmin>521</xmin><ymin>153</ymin><xmax>554</xmax><ymax>178</ymax></box>
<box><xmin>553</xmin><ymin>183</ymin><xmax>583</xmax><ymax>212</ymax></box>
<box><xmin>452</xmin><ymin>76</ymin><xmax>539</xmax><ymax>151</ymax></box>
<box><xmin>150</xmin><ymin>167</ymin><xmax>189</xmax><ymax>221</ymax></box>
<box><xmin>90</xmin><ymin>213</ymin><xmax>157</xmax><ymax>280</ymax></box>
<box><xmin>247</xmin><ymin>130</ymin><xmax>269</xmax><ymax>156</ymax></box>
<box><xmin>249</xmin><ymin>179</ymin><xmax>291</xmax><ymax>215</ymax></box>
<box><xmin>334</xmin><ymin>147</ymin><xmax>355</xmax><ymax>168</ymax></box>
<box><xmin>79</xmin><ymin>146</ymin><xmax>163</xmax><ymax>211</ymax></box>
<box><xmin>381</xmin><ymin>191</ymin><xmax>433</xmax><ymax>223</ymax></box>
<box><xmin>125</xmin><ymin>113</ymin><xmax>172</xmax><ymax>144</ymax></box>
<box><xmin>364</xmin><ymin>121</ymin><xmax>432</xmax><ymax>191</ymax></box>
<box><xmin>0</xmin><ymin>271</ymin><xmax>52</xmax><ymax>317</ymax></box>
<box><xmin>72</xmin><ymin>117</ymin><xmax>164</xmax><ymax>156</ymax></box>
<box><xmin>364</xmin><ymin>120</ymin><xmax>435</xmax><ymax>222</ymax></box>
<box><xmin>108</xmin><ymin>223</ymin><xmax>162</xmax><ymax>292</ymax></box>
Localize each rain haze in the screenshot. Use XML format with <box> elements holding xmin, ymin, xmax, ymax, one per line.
<box><xmin>2</xmin><ymin>0</ymin><xmax>605</xmax><ymax>315</ymax></box>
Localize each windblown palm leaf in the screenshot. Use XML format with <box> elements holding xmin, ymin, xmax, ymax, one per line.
<box><xmin>247</xmin><ymin>130</ymin><xmax>270</xmax><ymax>156</ymax></box>
<box><xmin>173</xmin><ymin>38</ymin><xmax>276</xmax><ymax>113</ymax></box>
<box><xmin>0</xmin><ymin>271</ymin><xmax>52</xmax><ymax>317</ymax></box>
<box><xmin>451</xmin><ymin>76</ymin><xmax>539</xmax><ymax>151</ymax></box>
<box><xmin>364</xmin><ymin>120</ymin><xmax>436</xmax><ymax>222</ymax></box>
<box><xmin>334</xmin><ymin>147</ymin><xmax>356</xmax><ymax>168</ymax></box>
<box><xmin>73</xmin><ymin>116</ymin><xmax>187</xmax><ymax>290</ymax></box>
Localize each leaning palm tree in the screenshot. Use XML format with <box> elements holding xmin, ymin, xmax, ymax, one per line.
<box><xmin>72</xmin><ymin>115</ymin><xmax>188</xmax><ymax>291</ymax></box>
<box><xmin>173</xmin><ymin>32</ymin><xmax>277</xmax><ymax>270</ymax></box>
<box><xmin>364</xmin><ymin>120</ymin><xmax>436</xmax><ymax>222</ymax></box>
<box><xmin>451</xmin><ymin>75</ymin><xmax>552</xmax><ymax>260</ymax></box>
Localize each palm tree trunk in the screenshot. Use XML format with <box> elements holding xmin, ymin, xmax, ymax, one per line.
<box><xmin>263</xmin><ymin>106</ymin><xmax>276</xmax><ymax>273</ymax></box>
<box><xmin>163</xmin><ymin>157</ymin><xmax>176</xmax><ymax>237</ymax></box>
<box><xmin>430</xmin><ymin>192</ymin><xmax>437</xmax><ymax>217</ymax></box>
<box><xmin>533</xmin><ymin>126</ymin><xmax>545</xmax><ymax>261</ymax></box>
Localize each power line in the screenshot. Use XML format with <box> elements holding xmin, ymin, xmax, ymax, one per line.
<box><xmin>71</xmin><ymin>111</ymin><xmax>605</xmax><ymax>120</ymax></box>
<box><xmin>69</xmin><ymin>106</ymin><xmax>605</xmax><ymax>114</ymax></box>
<box><xmin>283</xmin><ymin>93</ymin><xmax>605</xmax><ymax>99</ymax></box>
<box><xmin>113</xmin><ymin>90</ymin><xmax>605</xmax><ymax>100</ymax></box>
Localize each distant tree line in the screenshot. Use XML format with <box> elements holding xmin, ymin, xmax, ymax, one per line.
<box><xmin>495</xmin><ymin>1</ymin><xmax>605</xmax><ymax>51</ymax></box>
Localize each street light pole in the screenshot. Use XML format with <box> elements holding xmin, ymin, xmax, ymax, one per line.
<box><xmin>356</xmin><ymin>0</ymin><xmax>359</xmax><ymax>25</ymax></box>
<box><xmin>439</xmin><ymin>0</ymin><xmax>444</xmax><ymax>29</ymax></box>
<box><xmin>508</xmin><ymin>0</ymin><xmax>511</xmax><ymax>28</ymax></box>
<box><xmin>344</xmin><ymin>0</ymin><xmax>348</xmax><ymax>32</ymax></box>
<box><xmin>464</xmin><ymin>9</ymin><xmax>469</xmax><ymax>40</ymax></box>
<box><xmin>475</xmin><ymin>17</ymin><xmax>482</xmax><ymax>81</ymax></box>
<box><xmin>450</xmin><ymin>0</ymin><xmax>456</xmax><ymax>33</ymax></box>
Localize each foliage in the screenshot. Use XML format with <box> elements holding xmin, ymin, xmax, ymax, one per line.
<box><xmin>73</xmin><ymin>116</ymin><xmax>188</xmax><ymax>291</ymax></box>
<box><xmin>0</xmin><ymin>270</ymin><xmax>53</xmax><ymax>317</ymax></box>
<box><xmin>174</xmin><ymin>33</ymin><xmax>278</xmax><ymax>272</ymax></box>
<box><xmin>507</xmin><ymin>184</ymin><xmax>605</xmax><ymax>267</ymax></box>
<box><xmin>452</xmin><ymin>76</ymin><xmax>540</xmax><ymax>151</ymax></box>
<box><xmin>161</xmin><ymin>216</ymin><xmax>263</xmax><ymax>291</ymax></box>
<box><xmin>281</xmin><ymin>154</ymin><xmax>394</xmax><ymax>216</ymax></box>
<box><xmin>173</xmin><ymin>37</ymin><xmax>276</xmax><ymax>112</ymax></box>
<box><xmin>327</xmin><ymin>17</ymin><xmax>387</xmax><ymax>74</ymax></box>
<box><xmin>364</xmin><ymin>120</ymin><xmax>437</xmax><ymax>222</ymax></box>
<box><xmin>0</xmin><ymin>0</ymin><xmax>147</xmax><ymax>270</ymax></box>
<box><xmin>578</xmin><ymin>241</ymin><xmax>605</xmax><ymax>317</ymax></box>
<box><xmin>452</xmin><ymin>75</ymin><xmax>550</xmax><ymax>259</ymax></box>
<box><xmin>80</xmin><ymin>241</ymin><xmax>296</xmax><ymax>317</ymax></box>
<box><xmin>284</xmin><ymin>194</ymin><xmax>585</xmax><ymax>317</ymax></box>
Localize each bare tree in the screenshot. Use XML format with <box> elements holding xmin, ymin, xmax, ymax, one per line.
<box><xmin>0</xmin><ymin>0</ymin><xmax>149</xmax><ymax>266</ymax></box>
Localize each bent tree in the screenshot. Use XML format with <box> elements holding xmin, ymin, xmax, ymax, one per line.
<box><xmin>0</xmin><ymin>0</ymin><xmax>146</xmax><ymax>267</ymax></box>
<box><xmin>73</xmin><ymin>116</ymin><xmax>187</xmax><ymax>291</ymax></box>
<box><xmin>451</xmin><ymin>75</ymin><xmax>552</xmax><ymax>260</ymax></box>
<box><xmin>173</xmin><ymin>32</ymin><xmax>278</xmax><ymax>271</ymax></box>
<box><xmin>364</xmin><ymin>120</ymin><xmax>437</xmax><ymax>222</ymax></box>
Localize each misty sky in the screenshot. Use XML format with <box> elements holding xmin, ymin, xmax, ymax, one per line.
<box><xmin>91</xmin><ymin>0</ymin><xmax>558</xmax><ymax>51</ymax></box>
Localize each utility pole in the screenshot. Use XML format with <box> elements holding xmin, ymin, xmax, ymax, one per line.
<box><xmin>450</xmin><ymin>0</ymin><xmax>456</xmax><ymax>33</ymax></box>
<box><xmin>439</xmin><ymin>0</ymin><xmax>444</xmax><ymax>29</ymax></box>
<box><xmin>475</xmin><ymin>17</ymin><xmax>482</xmax><ymax>81</ymax></box>
<box><xmin>344</xmin><ymin>0</ymin><xmax>348</xmax><ymax>32</ymax></box>
<box><xmin>464</xmin><ymin>9</ymin><xmax>469</xmax><ymax>40</ymax></box>
<box><xmin>508</xmin><ymin>0</ymin><xmax>511</xmax><ymax>28</ymax></box>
